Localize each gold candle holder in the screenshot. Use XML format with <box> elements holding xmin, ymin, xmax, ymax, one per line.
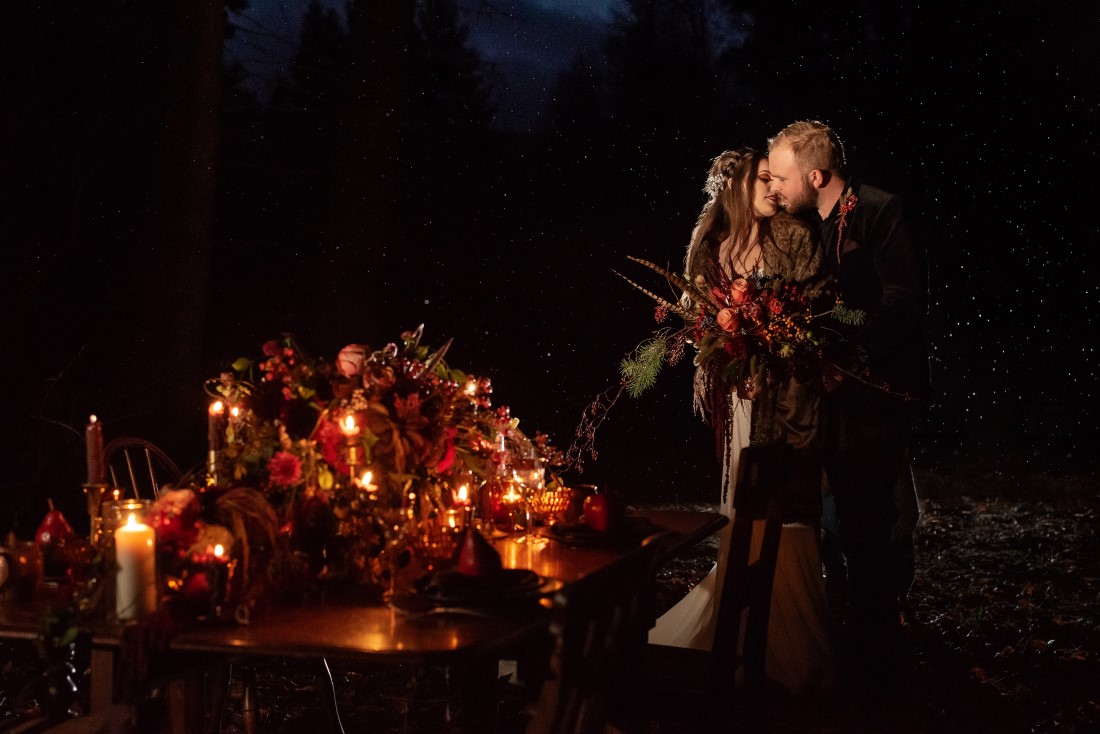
<box><xmin>82</xmin><ymin>483</ymin><xmax>109</xmax><ymax>543</ymax></box>
<box><xmin>533</xmin><ymin>487</ymin><xmax>574</xmax><ymax>527</ymax></box>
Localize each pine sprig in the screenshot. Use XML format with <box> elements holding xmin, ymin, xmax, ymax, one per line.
<box><xmin>620</xmin><ymin>334</ymin><xmax>669</xmax><ymax>398</ymax></box>
<box><xmin>830</xmin><ymin>303</ymin><xmax>866</xmax><ymax>326</ymax></box>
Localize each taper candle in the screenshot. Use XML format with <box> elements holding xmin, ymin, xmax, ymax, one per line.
<box><xmin>85</xmin><ymin>415</ymin><xmax>105</xmax><ymax>485</ymax></box>
<box><xmin>207</xmin><ymin>400</ymin><xmax>225</xmax><ymax>455</ymax></box>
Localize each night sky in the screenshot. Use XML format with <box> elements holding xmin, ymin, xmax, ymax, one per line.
<box><xmin>2</xmin><ymin>1</ymin><xmax>1098</xmax><ymax>535</ymax></box>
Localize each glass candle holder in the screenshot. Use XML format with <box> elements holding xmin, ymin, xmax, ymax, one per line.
<box><xmin>96</xmin><ymin>499</ymin><xmax>152</xmax><ymax>552</ymax></box>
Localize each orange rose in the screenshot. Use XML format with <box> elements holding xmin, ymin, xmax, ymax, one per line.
<box><xmin>729</xmin><ymin>278</ymin><xmax>750</xmax><ymax>304</ymax></box>
<box><xmin>716</xmin><ymin>308</ymin><xmax>742</xmax><ymax>334</ymax></box>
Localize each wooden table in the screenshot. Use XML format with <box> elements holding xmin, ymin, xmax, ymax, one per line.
<box><xmin>3</xmin><ymin>509</ymin><xmax>726</xmax><ymax>732</ymax></box>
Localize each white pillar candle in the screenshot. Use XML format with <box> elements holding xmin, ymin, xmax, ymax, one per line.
<box><xmin>115</xmin><ymin>513</ymin><xmax>156</xmax><ymax>620</ymax></box>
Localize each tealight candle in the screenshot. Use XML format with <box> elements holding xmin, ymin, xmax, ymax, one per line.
<box><xmin>115</xmin><ymin>513</ymin><xmax>156</xmax><ymax>620</ymax></box>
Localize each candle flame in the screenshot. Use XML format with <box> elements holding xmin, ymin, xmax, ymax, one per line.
<box><xmin>230</xmin><ymin>405</ymin><xmax>241</xmax><ymax>418</ymax></box>
<box><xmin>457</xmin><ymin>484</ymin><xmax>468</xmax><ymax>503</ymax></box>
<box><xmin>214</xmin><ymin>544</ymin><xmax>225</xmax><ymax>557</ymax></box>
<box><xmin>89</xmin><ymin>414</ymin><xmax>98</xmax><ymax>424</ymax></box>
<box><xmin>464</xmin><ymin>380</ymin><xmax>476</xmax><ymax>395</ymax></box>
<box><xmin>126</xmin><ymin>513</ymin><xmax>138</xmax><ymax>527</ymax></box>
<box><xmin>343</xmin><ymin>414</ymin><xmax>357</xmax><ymax>433</ymax></box>
<box><xmin>361</xmin><ymin>470</ymin><xmax>372</xmax><ymax>487</ymax></box>
<box><xmin>448</xmin><ymin>513</ymin><xmax>457</xmax><ymax>528</ymax></box>
<box><xmin>209</xmin><ymin>400</ymin><xmax>225</xmax><ymax>416</ymax></box>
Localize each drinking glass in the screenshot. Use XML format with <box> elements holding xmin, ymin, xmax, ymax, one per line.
<box><xmin>512</xmin><ymin>451</ymin><xmax>546</xmax><ymax>545</ymax></box>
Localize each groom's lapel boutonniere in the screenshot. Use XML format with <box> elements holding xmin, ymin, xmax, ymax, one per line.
<box><xmin>835</xmin><ymin>186</ymin><xmax>859</xmax><ymax>264</ymax></box>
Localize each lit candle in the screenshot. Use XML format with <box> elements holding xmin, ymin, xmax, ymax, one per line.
<box><xmin>207</xmin><ymin>401</ymin><xmax>225</xmax><ymax>454</ymax></box>
<box><xmin>341</xmin><ymin>415</ymin><xmax>361</xmax><ymax>473</ymax></box>
<box><xmin>456</xmin><ymin>484</ymin><xmax>472</xmax><ymax>527</ymax></box>
<box><xmin>340</xmin><ymin>414</ymin><xmax>360</xmax><ymax>441</ymax></box>
<box><xmin>115</xmin><ymin>513</ymin><xmax>156</xmax><ymax>620</ymax></box>
<box><xmin>208</xmin><ymin>401</ymin><xmax>225</xmax><ymax>480</ymax></box>
<box><xmin>85</xmin><ymin>415</ymin><xmax>105</xmax><ymax>485</ymax></box>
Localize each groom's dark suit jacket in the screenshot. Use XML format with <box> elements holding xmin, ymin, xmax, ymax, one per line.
<box><xmin>814</xmin><ymin>178</ymin><xmax>930</xmax><ymax>423</ymax></box>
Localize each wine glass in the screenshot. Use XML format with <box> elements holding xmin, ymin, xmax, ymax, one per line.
<box><xmin>512</xmin><ymin>450</ymin><xmax>546</xmax><ymax>545</ymax></box>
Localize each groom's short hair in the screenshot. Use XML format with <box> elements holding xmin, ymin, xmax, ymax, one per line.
<box><xmin>769</xmin><ymin>120</ymin><xmax>847</xmax><ymax>178</ymax></box>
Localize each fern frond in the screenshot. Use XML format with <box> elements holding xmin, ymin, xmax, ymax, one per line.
<box><xmin>612</xmin><ymin>270</ymin><xmax>695</xmax><ymax>318</ymax></box>
<box><xmin>620</xmin><ymin>336</ymin><xmax>668</xmax><ymax>398</ymax></box>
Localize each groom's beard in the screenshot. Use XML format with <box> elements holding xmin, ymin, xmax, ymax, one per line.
<box><xmin>782</xmin><ymin>174</ymin><xmax>818</xmax><ymax>215</ymax></box>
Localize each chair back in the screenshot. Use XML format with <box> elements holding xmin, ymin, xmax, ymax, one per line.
<box><xmin>103</xmin><ymin>437</ymin><xmax>182</xmax><ymax>500</ymax></box>
<box><xmin>710</xmin><ymin>441</ymin><xmax>792</xmax><ymax>693</ymax></box>
<box><xmin>528</xmin><ymin>530</ymin><xmax>671</xmax><ymax>734</ymax></box>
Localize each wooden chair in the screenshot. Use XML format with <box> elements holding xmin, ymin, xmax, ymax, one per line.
<box><xmin>638</xmin><ymin>442</ymin><xmax>794</xmax><ymax>730</ymax></box>
<box><xmin>102</xmin><ymin>437</ymin><xmax>182</xmax><ymax>500</ymax></box>
<box><xmin>526</xmin><ymin>530</ymin><xmax>672</xmax><ymax>734</ymax></box>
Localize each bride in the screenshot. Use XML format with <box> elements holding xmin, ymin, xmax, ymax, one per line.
<box><xmin>648</xmin><ymin>148</ymin><xmax>836</xmax><ymax>695</ymax></box>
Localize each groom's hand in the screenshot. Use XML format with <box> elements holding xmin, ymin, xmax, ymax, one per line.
<box><xmin>822</xmin><ymin>361</ymin><xmax>845</xmax><ymax>393</ymax></box>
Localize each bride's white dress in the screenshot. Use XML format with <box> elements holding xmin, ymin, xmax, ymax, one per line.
<box><xmin>648</xmin><ymin>398</ymin><xmax>836</xmax><ymax>695</ymax></box>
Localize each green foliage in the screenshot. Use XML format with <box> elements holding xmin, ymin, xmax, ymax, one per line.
<box><xmin>831</xmin><ymin>303</ymin><xmax>866</xmax><ymax>326</ymax></box>
<box><xmin>620</xmin><ymin>335</ymin><xmax>669</xmax><ymax>398</ymax></box>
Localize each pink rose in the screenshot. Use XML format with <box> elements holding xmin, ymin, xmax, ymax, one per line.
<box><xmin>716</xmin><ymin>308</ymin><xmax>742</xmax><ymax>334</ymax></box>
<box><xmin>336</xmin><ymin>343</ymin><xmax>368</xmax><ymax>379</ymax></box>
<box><xmin>729</xmin><ymin>278</ymin><xmax>750</xmax><ymax>304</ymax></box>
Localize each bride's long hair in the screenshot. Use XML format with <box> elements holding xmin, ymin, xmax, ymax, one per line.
<box><xmin>684</xmin><ymin>148</ymin><xmax>774</xmax><ymax>287</ymax></box>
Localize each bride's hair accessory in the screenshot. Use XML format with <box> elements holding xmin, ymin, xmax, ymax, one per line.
<box><xmin>704</xmin><ymin>174</ymin><xmax>726</xmax><ymax>200</ymax></box>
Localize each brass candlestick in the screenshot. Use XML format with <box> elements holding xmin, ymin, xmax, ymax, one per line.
<box><xmin>345</xmin><ymin>443</ymin><xmax>361</xmax><ymax>478</ymax></box>
<box><xmin>82</xmin><ymin>482</ymin><xmax>109</xmax><ymax>544</ymax></box>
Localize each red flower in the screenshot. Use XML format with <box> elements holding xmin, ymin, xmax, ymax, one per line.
<box><xmin>315</xmin><ymin>418</ymin><xmax>349</xmax><ymax>474</ymax></box>
<box><xmin>436</xmin><ymin>426</ymin><xmax>458</xmax><ymax>473</ymax></box>
<box><xmin>268</xmin><ymin>451</ymin><xmax>303</xmax><ymax>488</ymax></box>
<box><xmin>768</xmin><ymin>298</ymin><xmax>784</xmax><ymax>315</ymax></box>
<box><xmin>724</xmin><ymin>335</ymin><xmax>749</xmax><ymax>360</ymax></box>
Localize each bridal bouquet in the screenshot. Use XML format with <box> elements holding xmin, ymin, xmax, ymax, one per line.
<box><xmin>615</xmin><ymin>257</ymin><xmax>864</xmax><ymax>411</ymax></box>
<box><xmin>565</xmin><ymin>259</ymin><xmax>862</xmax><ymax>471</ymax></box>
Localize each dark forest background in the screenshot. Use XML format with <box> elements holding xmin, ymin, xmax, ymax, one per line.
<box><xmin>2</xmin><ymin>0</ymin><xmax>1098</xmax><ymax>536</ymax></box>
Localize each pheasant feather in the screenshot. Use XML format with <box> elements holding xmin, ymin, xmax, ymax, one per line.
<box><xmin>625</xmin><ymin>256</ymin><xmax>722</xmax><ymax>312</ymax></box>
<box><xmin>612</xmin><ymin>270</ymin><xmax>695</xmax><ymax>318</ymax></box>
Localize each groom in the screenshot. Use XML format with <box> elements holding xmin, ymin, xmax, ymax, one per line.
<box><xmin>766</xmin><ymin>120</ymin><xmax>929</xmax><ymax>686</ymax></box>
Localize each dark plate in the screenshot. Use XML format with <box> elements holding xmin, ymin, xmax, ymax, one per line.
<box><xmin>411</xmin><ymin>568</ymin><xmax>560</xmax><ymax>606</ymax></box>
<box><xmin>548</xmin><ymin>516</ymin><xmax>654</xmax><ymax>548</ymax></box>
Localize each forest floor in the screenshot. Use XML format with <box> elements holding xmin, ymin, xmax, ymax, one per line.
<box><xmin>3</xmin><ymin>458</ymin><xmax>1098</xmax><ymax>733</ymax></box>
